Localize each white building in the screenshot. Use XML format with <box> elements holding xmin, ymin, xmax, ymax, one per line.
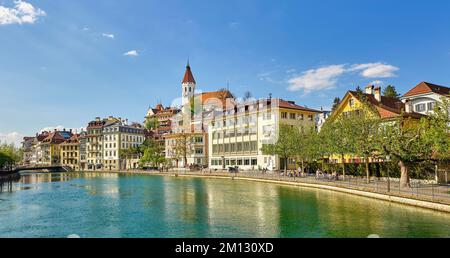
<box><xmin>316</xmin><ymin>109</ymin><xmax>332</xmax><ymax>132</ymax></box>
<box><xmin>401</xmin><ymin>81</ymin><xmax>449</xmax><ymax>115</ymax></box>
<box><xmin>102</xmin><ymin>118</ymin><xmax>145</xmax><ymax>171</ymax></box>
<box><xmin>208</xmin><ymin>98</ymin><xmax>320</xmax><ymax>171</ymax></box>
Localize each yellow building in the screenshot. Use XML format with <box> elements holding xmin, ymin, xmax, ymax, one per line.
<box><xmin>329</xmin><ymin>85</ymin><xmax>423</xmax><ymax>164</ymax></box>
<box><xmin>40</xmin><ymin>130</ymin><xmax>73</xmax><ymax>166</ymax></box>
<box><xmin>60</xmin><ymin>134</ymin><xmax>80</xmax><ymax>171</ymax></box>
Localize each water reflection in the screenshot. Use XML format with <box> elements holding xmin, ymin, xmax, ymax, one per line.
<box><xmin>0</xmin><ymin>172</ymin><xmax>449</xmax><ymax>238</ymax></box>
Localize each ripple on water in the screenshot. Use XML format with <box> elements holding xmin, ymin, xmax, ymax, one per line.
<box><xmin>0</xmin><ymin>172</ymin><xmax>449</xmax><ymax>238</ymax></box>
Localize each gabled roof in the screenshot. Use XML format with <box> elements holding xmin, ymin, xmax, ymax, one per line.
<box><xmin>42</xmin><ymin>131</ymin><xmax>69</xmax><ymax>144</ymax></box>
<box><xmin>199</xmin><ymin>90</ymin><xmax>234</xmax><ymax>105</ymax></box>
<box><xmin>348</xmin><ymin>91</ymin><xmax>404</xmax><ymax>119</ymax></box>
<box><xmin>182</xmin><ymin>63</ymin><xmax>196</xmax><ymax>84</ymax></box>
<box><xmin>346</xmin><ymin>91</ymin><xmax>424</xmax><ymax>119</ymax></box>
<box><xmin>403</xmin><ymin>81</ymin><xmax>450</xmax><ymax>98</ymax></box>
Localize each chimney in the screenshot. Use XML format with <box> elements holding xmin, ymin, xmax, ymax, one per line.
<box><xmin>70</xmin><ymin>129</ymin><xmax>73</xmax><ymax>133</ymax></box>
<box><xmin>95</xmin><ymin>117</ymin><xmax>101</xmax><ymax>122</ymax></box>
<box><xmin>404</xmin><ymin>100</ymin><xmax>412</xmax><ymax>113</ymax></box>
<box><xmin>365</xmin><ymin>85</ymin><xmax>374</xmax><ymax>95</ymax></box>
<box><xmin>374</xmin><ymin>87</ymin><xmax>381</xmax><ymax>102</ymax></box>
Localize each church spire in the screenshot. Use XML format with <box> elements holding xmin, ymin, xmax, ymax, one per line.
<box><xmin>182</xmin><ymin>59</ymin><xmax>196</xmax><ymax>84</ymax></box>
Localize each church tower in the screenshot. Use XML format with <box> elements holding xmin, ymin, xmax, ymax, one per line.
<box><xmin>181</xmin><ymin>60</ymin><xmax>196</xmax><ymax>110</ymax></box>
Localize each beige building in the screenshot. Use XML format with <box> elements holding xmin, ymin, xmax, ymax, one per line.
<box><xmin>102</xmin><ymin>120</ymin><xmax>146</xmax><ymax>171</ymax></box>
<box><xmin>60</xmin><ymin>134</ymin><xmax>80</xmax><ymax>171</ymax></box>
<box><xmin>86</xmin><ymin>117</ymin><xmax>107</xmax><ymax>170</ymax></box>
<box><xmin>208</xmin><ymin>98</ymin><xmax>320</xmax><ymax>171</ymax></box>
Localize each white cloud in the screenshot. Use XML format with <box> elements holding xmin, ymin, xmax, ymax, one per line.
<box><xmin>370</xmin><ymin>80</ymin><xmax>383</xmax><ymax>86</ymax></box>
<box><xmin>350</xmin><ymin>62</ymin><xmax>399</xmax><ymax>78</ymax></box>
<box><xmin>288</xmin><ymin>62</ymin><xmax>398</xmax><ymax>93</ymax></box>
<box><xmin>0</xmin><ymin>0</ymin><xmax>46</xmax><ymax>25</ymax></box>
<box><xmin>0</xmin><ymin>132</ymin><xmax>25</xmax><ymax>147</ymax></box>
<box><xmin>39</xmin><ymin>126</ymin><xmax>85</xmax><ymax>133</ymax></box>
<box><xmin>123</xmin><ymin>50</ymin><xmax>139</xmax><ymax>57</ymax></box>
<box><xmin>102</xmin><ymin>33</ymin><xmax>115</xmax><ymax>39</ymax></box>
<box><xmin>288</xmin><ymin>65</ymin><xmax>346</xmax><ymax>93</ymax></box>
<box><xmin>229</xmin><ymin>21</ymin><xmax>240</xmax><ymax>29</ymax></box>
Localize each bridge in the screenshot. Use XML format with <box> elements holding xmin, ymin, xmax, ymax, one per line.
<box><xmin>13</xmin><ymin>166</ymin><xmax>73</xmax><ymax>173</ymax></box>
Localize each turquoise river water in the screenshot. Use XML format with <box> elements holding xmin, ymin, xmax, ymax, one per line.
<box><xmin>0</xmin><ymin>172</ymin><xmax>449</xmax><ymax>238</ymax></box>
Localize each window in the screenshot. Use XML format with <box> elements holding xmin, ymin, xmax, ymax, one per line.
<box><xmin>237</xmin><ymin>159</ymin><xmax>243</xmax><ymax>165</ymax></box>
<box><xmin>289</xmin><ymin>113</ymin><xmax>296</xmax><ymax>119</ymax></box>
<box><xmin>251</xmin><ymin>158</ymin><xmax>257</xmax><ymax>166</ymax></box>
<box><xmin>298</xmin><ymin>114</ymin><xmax>304</xmax><ymax>120</ymax></box>
<box><xmin>349</xmin><ymin>98</ymin><xmax>355</xmax><ymax>107</ymax></box>
<box><xmin>308</xmin><ymin>115</ymin><xmax>313</xmax><ymax>121</ymax></box>
<box><xmin>195</xmin><ymin>148</ymin><xmax>203</xmax><ymax>155</ymax></box>
<box><xmin>281</xmin><ymin>112</ymin><xmax>287</xmax><ymax>119</ymax></box>
<box><xmin>264</xmin><ymin>112</ymin><xmax>272</xmax><ymax>120</ymax></box>
<box><xmin>415</xmin><ymin>104</ymin><xmax>426</xmax><ymax>112</ymax></box>
<box><xmin>427</xmin><ymin>102</ymin><xmax>436</xmax><ymax>111</ymax></box>
<box><xmin>244</xmin><ymin>159</ymin><xmax>250</xmax><ymax>165</ymax></box>
<box><xmin>237</xmin><ymin>142</ymin><xmax>243</xmax><ymax>152</ymax></box>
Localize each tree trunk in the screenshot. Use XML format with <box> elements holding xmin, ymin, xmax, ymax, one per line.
<box><xmin>284</xmin><ymin>157</ymin><xmax>288</xmax><ymax>174</ymax></box>
<box><xmin>365</xmin><ymin>156</ymin><xmax>370</xmax><ymax>183</ymax></box>
<box><xmin>341</xmin><ymin>154</ymin><xmax>345</xmax><ymax>180</ymax></box>
<box><xmin>399</xmin><ymin>160</ymin><xmax>411</xmax><ymax>188</ymax></box>
<box><xmin>301</xmin><ymin>159</ymin><xmax>304</xmax><ymax>175</ymax></box>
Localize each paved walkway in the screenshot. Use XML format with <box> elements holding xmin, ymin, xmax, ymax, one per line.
<box><xmin>158</xmin><ymin>170</ymin><xmax>450</xmax><ymax>205</ymax></box>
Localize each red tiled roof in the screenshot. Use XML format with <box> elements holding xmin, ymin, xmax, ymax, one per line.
<box><xmin>278</xmin><ymin>99</ymin><xmax>321</xmax><ymax>113</ymax></box>
<box><xmin>182</xmin><ymin>63</ymin><xmax>196</xmax><ymax>84</ymax></box>
<box><xmin>403</xmin><ymin>82</ymin><xmax>450</xmax><ymax>97</ymax></box>
<box><xmin>36</xmin><ymin>132</ymin><xmax>50</xmax><ymax>141</ymax></box>
<box><xmin>199</xmin><ymin>91</ymin><xmax>234</xmax><ymax>105</ymax></box>
<box><xmin>42</xmin><ymin>131</ymin><xmax>67</xmax><ymax>144</ymax></box>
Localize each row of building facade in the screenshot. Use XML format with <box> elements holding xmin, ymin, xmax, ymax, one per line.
<box><xmin>22</xmin><ymin>62</ymin><xmax>450</xmax><ymax>173</ymax></box>
<box><xmin>22</xmin><ymin>117</ymin><xmax>146</xmax><ymax>171</ymax></box>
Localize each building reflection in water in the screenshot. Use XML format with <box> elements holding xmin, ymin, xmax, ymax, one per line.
<box><xmin>162</xmin><ymin>177</ymin><xmax>282</xmax><ymax>237</ymax></box>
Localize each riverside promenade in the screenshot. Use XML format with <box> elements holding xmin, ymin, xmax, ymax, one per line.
<box><xmin>89</xmin><ymin>169</ymin><xmax>450</xmax><ymax>212</ymax></box>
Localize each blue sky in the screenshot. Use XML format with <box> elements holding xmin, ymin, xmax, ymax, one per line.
<box><xmin>1</xmin><ymin>0</ymin><xmax>450</xmax><ymax>145</ymax></box>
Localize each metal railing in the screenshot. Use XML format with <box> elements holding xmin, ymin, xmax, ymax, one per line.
<box><xmin>162</xmin><ymin>169</ymin><xmax>450</xmax><ymax>205</ymax></box>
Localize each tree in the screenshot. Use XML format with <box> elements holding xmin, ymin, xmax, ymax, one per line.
<box><xmin>145</xmin><ymin>118</ymin><xmax>160</xmax><ymax>130</ymax></box>
<box><xmin>345</xmin><ymin>96</ymin><xmax>382</xmax><ymax>183</ymax></box>
<box><xmin>140</xmin><ymin>138</ymin><xmax>165</xmax><ymax>169</ymax></box>
<box><xmin>0</xmin><ymin>142</ymin><xmax>22</xmax><ymax>170</ymax></box>
<box><xmin>355</xmin><ymin>86</ymin><xmax>363</xmax><ymax>94</ymax></box>
<box><xmin>321</xmin><ymin>117</ymin><xmax>355</xmax><ymax>179</ymax></box>
<box><xmin>380</xmin><ymin>98</ymin><xmax>450</xmax><ymax>187</ymax></box>
<box><xmin>292</xmin><ymin>126</ymin><xmax>320</xmax><ymax>174</ymax></box>
<box><xmin>173</xmin><ymin>133</ymin><xmax>193</xmax><ymax>168</ymax></box>
<box><xmin>119</xmin><ymin>147</ymin><xmax>140</xmax><ymax>170</ymax></box>
<box><xmin>261</xmin><ymin>124</ymin><xmax>298</xmax><ymax>173</ymax></box>
<box><xmin>332</xmin><ymin>97</ymin><xmax>341</xmax><ymax>112</ymax></box>
<box><xmin>383</xmin><ymin>85</ymin><xmax>400</xmax><ymax>99</ymax></box>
